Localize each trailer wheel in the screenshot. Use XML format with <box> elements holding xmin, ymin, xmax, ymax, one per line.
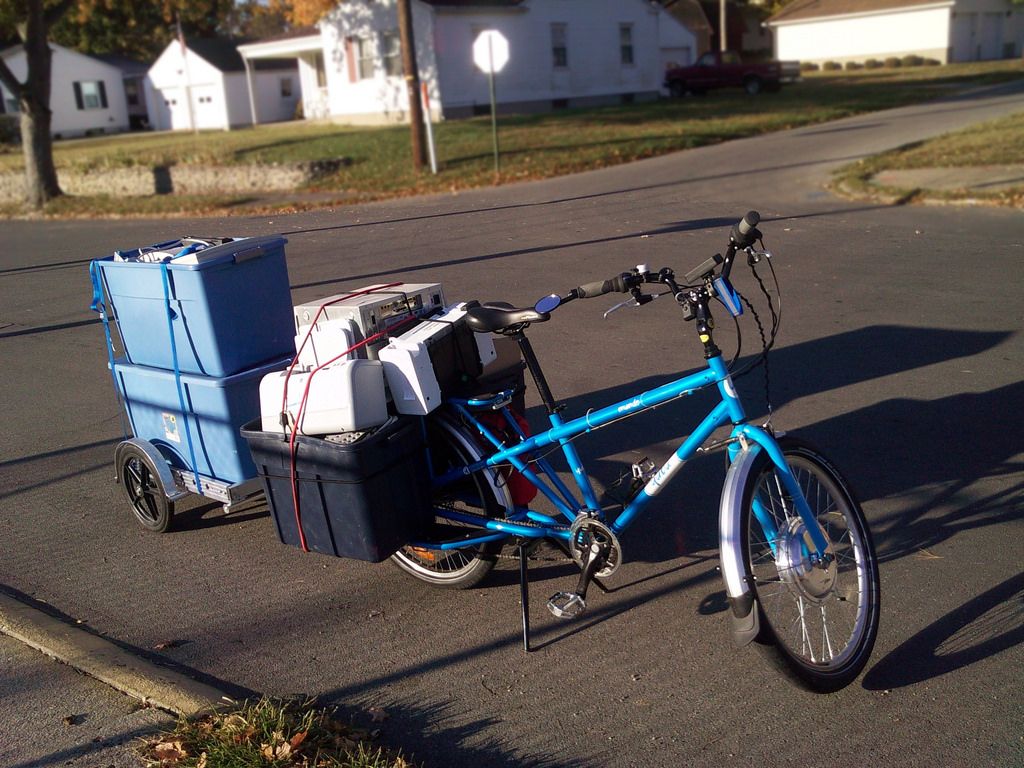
<box><xmin>119</xmin><ymin>444</ymin><xmax>174</xmax><ymax>533</ymax></box>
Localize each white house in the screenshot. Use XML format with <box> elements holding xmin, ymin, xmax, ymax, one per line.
<box><xmin>238</xmin><ymin>0</ymin><xmax>701</xmax><ymax>125</ymax></box>
<box><xmin>145</xmin><ymin>38</ymin><xmax>299</xmax><ymax>131</ymax></box>
<box><xmin>0</xmin><ymin>43</ymin><xmax>129</xmax><ymax>138</ymax></box>
<box><xmin>766</xmin><ymin>0</ymin><xmax>1024</xmax><ymax>64</ymax></box>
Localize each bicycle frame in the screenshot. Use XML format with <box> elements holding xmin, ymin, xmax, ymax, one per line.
<box><xmin>408</xmin><ymin>352</ymin><xmax>829</xmax><ymax>559</ymax></box>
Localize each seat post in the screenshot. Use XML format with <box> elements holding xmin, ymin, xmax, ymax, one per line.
<box><xmin>512</xmin><ymin>331</ymin><xmax>559</xmax><ymax>414</ymax></box>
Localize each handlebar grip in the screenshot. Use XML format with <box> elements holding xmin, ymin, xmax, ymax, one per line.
<box><xmin>731</xmin><ymin>210</ymin><xmax>761</xmax><ymax>248</ymax></box>
<box><xmin>737</xmin><ymin>211</ymin><xmax>760</xmax><ymax>237</ymax></box>
<box><xmin>576</xmin><ymin>273</ymin><xmax>633</xmax><ymax>298</ymax></box>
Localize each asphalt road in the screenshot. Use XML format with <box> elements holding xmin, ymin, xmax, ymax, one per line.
<box><xmin>2</xmin><ymin>82</ymin><xmax>1023</xmax><ymax>767</ymax></box>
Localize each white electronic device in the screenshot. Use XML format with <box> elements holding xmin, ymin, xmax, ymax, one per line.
<box><xmin>294</xmin><ymin>317</ymin><xmax>357</xmax><ymax>369</ymax></box>
<box><xmin>259</xmin><ymin>360</ymin><xmax>388</xmax><ymax>436</ymax></box>
<box><xmin>293</xmin><ymin>283</ymin><xmax>445</xmax><ymax>360</ymax></box>
<box><xmin>379</xmin><ymin>339</ymin><xmax>441</xmax><ymax>416</ymax></box>
<box><xmin>378</xmin><ymin>303</ymin><xmax>496</xmax><ymax>415</ymax></box>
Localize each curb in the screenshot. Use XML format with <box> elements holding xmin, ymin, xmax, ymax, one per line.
<box><xmin>0</xmin><ymin>589</ymin><xmax>236</xmax><ymax>718</ymax></box>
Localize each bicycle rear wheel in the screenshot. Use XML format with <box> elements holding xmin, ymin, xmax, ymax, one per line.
<box><xmin>391</xmin><ymin>415</ymin><xmax>513</xmax><ymax>589</ymax></box>
<box><xmin>741</xmin><ymin>437</ymin><xmax>880</xmax><ymax>692</ymax></box>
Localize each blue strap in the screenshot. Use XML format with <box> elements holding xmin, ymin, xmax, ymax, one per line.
<box><xmin>160</xmin><ymin>262</ymin><xmax>203</xmax><ymax>494</ymax></box>
<box><xmin>89</xmin><ymin>261</ymin><xmax>130</xmax><ymax>440</ymax></box>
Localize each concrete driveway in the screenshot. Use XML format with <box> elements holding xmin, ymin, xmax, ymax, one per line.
<box><xmin>1</xmin><ymin>81</ymin><xmax>1022</xmax><ymax>767</ymax></box>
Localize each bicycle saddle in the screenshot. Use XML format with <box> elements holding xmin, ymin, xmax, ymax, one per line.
<box><xmin>465</xmin><ymin>301</ymin><xmax>550</xmax><ymax>334</ymax></box>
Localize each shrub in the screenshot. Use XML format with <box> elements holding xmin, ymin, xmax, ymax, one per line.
<box><xmin>800</xmin><ymin>61</ymin><xmax>820</xmax><ymax>72</ymax></box>
<box><xmin>901</xmin><ymin>54</ymin><xmax>925</xmax><ymax>67</ymax></box>
<box><xmin>884</xmin><ymin>57</ymin><xmax>902</xmax><ymax>67</ymax></box>
<box><xmin>844</xmin><ymin>61</ymin><xmax>863</xmax><ymax>70</ymax></box>
<box><xmin>823</xmin><ymin>61</ymin><xmax>842</xmax><ymax>71</ymax></box>
<box><xmin>923</xmin><ymin>58</ymin><xmax>941</xmax><ymax>66</ymax></box>
<box><xmin>864</xmin><ymin>58</ymin><xmax>884</xmax><ymax>69</ymax></box>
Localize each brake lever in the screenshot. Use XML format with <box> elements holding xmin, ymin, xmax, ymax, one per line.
<box><xmin>603</xmin><ymin>290</ymin><xmax>665</xmax><ymax>319</ymax></box>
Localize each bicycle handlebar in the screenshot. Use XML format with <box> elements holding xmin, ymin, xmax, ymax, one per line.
<box><xmin>574</xmin><ymin>273</ymin><xmax>638</xmax><ymax>298</ymax></box>
<box><xmin>572</xmin><ymin>211</ymin><xmax>763</xmax><ymax>302</ymax></box>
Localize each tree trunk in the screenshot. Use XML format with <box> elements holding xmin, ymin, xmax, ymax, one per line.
<box><xmin>20</xmin><ymin>99</ymin><xmax>62</xmax><ymax>209</ymax></box>
<box><xmin>2</xmin><ymin>0</ymin><xmax>71</xmax><ymax>209</ymax></box>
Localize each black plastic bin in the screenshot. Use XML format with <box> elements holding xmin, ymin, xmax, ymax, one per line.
<box><xmin>240</xmin><ymin>417</ymin><xmax>431</xmax><ymax>562</ymax></box>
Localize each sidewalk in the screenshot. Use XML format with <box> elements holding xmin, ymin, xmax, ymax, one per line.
<box><xmin>0</xmin><ymin>589</ymin><xmax>240</xmax><ymax>768</ymax></box>
<box><xmin>870</xmin><ymin>165</ymin><xmax>1024</xmax><ymax>194</ymax></box>
<box><xmin>0</xmin><ymin>633</ymin><xmax>174</xmax><ymax>768</ymax></box>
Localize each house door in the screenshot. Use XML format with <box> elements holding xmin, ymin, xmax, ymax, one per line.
<box><xmin>977</xmin><ymin>12</ymin><xmax>1002</xmax><ymax>59</ymax></box>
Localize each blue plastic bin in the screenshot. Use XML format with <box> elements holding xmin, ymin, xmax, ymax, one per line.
<box><xmin>94</xmin><ymin>236</ymin><xmax>294</xmax><ymax>377</ymax></box>
<box><xmin>114</xmin><ymin>356</ymin><xmax>291</xmax><ymax>485</ymax></box>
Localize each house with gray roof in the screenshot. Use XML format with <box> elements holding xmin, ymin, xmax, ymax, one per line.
<box><xmin>766</xmin><ymin>0</ymin><xmax>1024</xmax><ymax>64</ymax></box>
<box><xmin>1</xmin><ymin>43</ymin><xmax>129</xmax><ymax>138</ymax></box>
<box><xmin>145</xmin><ymin>37</ymin><xmax>299</xmax><ymax>131</ymax></box>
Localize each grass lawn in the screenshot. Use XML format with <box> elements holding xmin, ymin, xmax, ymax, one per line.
<box><xmin>1</xmin><ymin>59</ymin><xmax>1021</xmax><ymax>217</ymax></box>
<box><xmin>832</xmin><ymin>110</ymin><xmax>1024</xmax><ymax>206</ymax></box>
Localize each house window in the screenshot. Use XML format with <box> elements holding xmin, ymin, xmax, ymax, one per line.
<box><xmin>356</xmin><ymin>36</ymin><xmax>375</xmax><ymax>79</ymax></box>
<box><xmin>281</xmin><ymin>77</ymin><xmax>293</xmax><ymax>97</ymax></box>
<box><xmin>381</xmin><ymin>31</ymin><xmax>402</xmax><ymax>77</ymax></box>
<box><xmin>620</xmin><ymin>24</ymin><xmax>634</xmax><ymax>66</ymax></box>
<box><xmin>73</xmin><ymin>80</ymin><xmax>108</xmax><ymax>110</ymax></box>
<box><xmin>551</xmin><ymin>23</ymin><xmax>568</xmax><ymax>68</ymax></box>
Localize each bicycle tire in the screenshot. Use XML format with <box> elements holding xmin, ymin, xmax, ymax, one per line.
<box><xmin>740</xmin><ymin>436</ymin><xmax>880</xmax><ymax>692</ymax></box>
<box><xmin>390</xmin><ymin>415</ymin><xmax>513</xmax><ymax>589</ymax></box>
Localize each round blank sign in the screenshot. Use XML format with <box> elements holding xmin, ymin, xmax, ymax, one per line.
<box><xmin>473</xmin><ymin>29</ymin><xmax>509</xmax><ymax>74</ymax></box>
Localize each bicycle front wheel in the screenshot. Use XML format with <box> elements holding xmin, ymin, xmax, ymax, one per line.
<box><xmin>391</xmin><ymin>415</ymin><xmax>513</xmax><ymax>589</ymax></box>
<box><xmin>741</xmin><ymin>437</ymin><xmax>880</xmax><ymax>692</ymax></box>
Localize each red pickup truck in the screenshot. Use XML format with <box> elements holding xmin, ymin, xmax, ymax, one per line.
<box><xmin>664</xmin><ymin>51</ymin><xmax>801</xmax><ymax>96</ymax></box>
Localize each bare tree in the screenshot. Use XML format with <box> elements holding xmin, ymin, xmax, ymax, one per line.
<box><xmin>0</xmin><ymin>0</ymin><xmax>75</xmax><ymax>209</ymax></box>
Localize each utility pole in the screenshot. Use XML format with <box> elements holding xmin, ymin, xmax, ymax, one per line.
<box><xmin>719</xmin><ymin>0</ymin><xmax>727</xmax><ymax>51</ymax></box>
<box><xmin>397</xmin><ymin>0</ymin><xmax>428</xmax><ymax>171</ymax></box>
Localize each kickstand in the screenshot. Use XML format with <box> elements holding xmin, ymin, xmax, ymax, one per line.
<box><xmin>518</xmin><ymin>542</ymin><xmax>531</xmax><ymax>652</ymax></box>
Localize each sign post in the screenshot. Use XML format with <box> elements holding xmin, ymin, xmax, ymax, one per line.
<box><xmin>472</xmin><ymin>30</ymin><xmax>509</xmax><ymax>176</ymax></box>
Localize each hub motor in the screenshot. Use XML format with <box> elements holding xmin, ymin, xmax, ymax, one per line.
<box><xmin>774</xmin><ymin>517</ymin><xmax>837</xmax><ymax>602</ymax></box>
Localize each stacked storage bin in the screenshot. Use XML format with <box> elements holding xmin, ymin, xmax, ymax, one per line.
<box><xmin>91</xmin><ymin>236</ymin><xmax>296</xmax><ymax>487</ymax></box>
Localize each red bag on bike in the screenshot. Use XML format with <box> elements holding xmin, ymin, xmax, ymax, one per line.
<box><xmin>478</xmin><ymin>410</ymin><xmax>538</xmax><ymax>507</ymax></box>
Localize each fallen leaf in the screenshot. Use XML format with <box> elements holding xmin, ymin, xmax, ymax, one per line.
<box><xmin>62</xmin><ymin>714</ymin><xmax>79</xmax><ymax>727</ymax></box>
<box><xmin>153</xmin><ymin>640</ymin><xmax>180</xmax><ymax>650</ymax></box>
<box><xmin>153</xmin><ymin>740</ymin><xmax>187</xmax><ymax>763</ymax></box>
<box><xmin>196</xmin><ymin>752</ymin><xmax>207</xmax><ymax>768</ymax></box>
<box><xmin>290</xmin><ymin>730</ymin><xmax>308</xmax><ymax>749</ymax></box>
<box><xmin>367</xmin><ymin>706</ymin><xmax>389</xmax><ymax>723</ymax></box>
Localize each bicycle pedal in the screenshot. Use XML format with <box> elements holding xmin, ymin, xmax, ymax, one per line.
<box><xmin>547</xmin><ymin>591</ymin><xmax>586</xmax><ymax>620</ymax></box>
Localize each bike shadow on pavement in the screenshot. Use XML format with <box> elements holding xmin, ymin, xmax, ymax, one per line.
<box><xmin>862</xmin><ymin>571</ymin><xmax>1024</xmax><ymax>689</ymax></box>
<box><xmin>536</xmin><ymin>324</ymin><xmax>1013</xmax><ymax>565</ymax></box>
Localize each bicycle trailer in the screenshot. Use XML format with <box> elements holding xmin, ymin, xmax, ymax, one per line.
<box><xmin>90</xmin><ymin>236</ymin><xmax>295</xmax><ymax>531</ymax></box>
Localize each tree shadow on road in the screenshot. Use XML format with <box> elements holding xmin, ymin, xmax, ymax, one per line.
<box><xmin>862</xmin><ymin>571</ymin><xmax>1024</xmax><ymax>690</ymax></box>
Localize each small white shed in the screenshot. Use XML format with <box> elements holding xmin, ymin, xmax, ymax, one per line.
<box><xmin>0</xmin><ymin>43</ymin><xmax>129</xmax><ymax>138</ymax></box>
<box><xmin>766</xmin><ymin>0</ymin><xmax>1024</xmax><ymax>64</ymax></box>
<box><xmin>145</xmin><ymin>38</ymin><xmax>299</xmax><ymax>131</ymax></box>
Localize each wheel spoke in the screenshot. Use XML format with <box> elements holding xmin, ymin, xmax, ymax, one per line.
<box><xmin>743</xmin><ymin>444</ymin><xmax>879</xmax><ymax>689</ymax></box>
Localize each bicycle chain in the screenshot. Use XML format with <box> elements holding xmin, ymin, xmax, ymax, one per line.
<box><xmin>433</xmin><ymin>501</ymin><xmax>574</xmax><ymax>563</ymax></box>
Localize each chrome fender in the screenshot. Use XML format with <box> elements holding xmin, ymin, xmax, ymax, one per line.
<box><xmin>719</xmin><ymin>444</ymin><xmax>762</xmax><ymax>647</ymax></box>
